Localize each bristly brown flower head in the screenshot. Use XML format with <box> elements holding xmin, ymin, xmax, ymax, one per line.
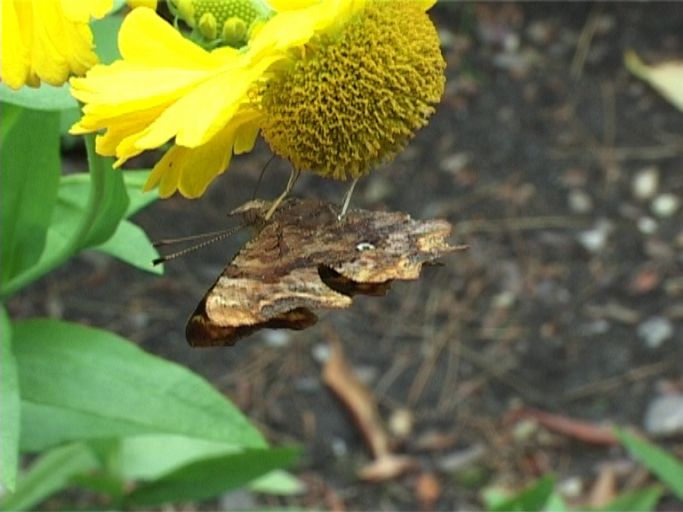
<box><xmin>260</xmin><ymin>0</ymin><xmax>445</xmax><ymax>180</ymax></box>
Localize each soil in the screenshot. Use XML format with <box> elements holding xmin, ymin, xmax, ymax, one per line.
<box><xmin>9</xmin><ymin>2</ymin><xmax>683</xmax><ymax>510</ymax></box>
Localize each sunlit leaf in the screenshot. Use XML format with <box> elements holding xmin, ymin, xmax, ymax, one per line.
<box><xmin>0</xmin><ymin>444</ymin><xmax>98</xmax><ymax>511</ymax></box>
<box><xmin>0</xmin><ymin>106</ymin><xmax>60</xmax><ymax>286</ymax></box>
<box><xmin>625</xmin><ymin>51</ymin><xmax>683</xmax><ymax>112</ymax></box>
<box><xmin>596</xmin><ymin>486</ymin><xmax>663</xmax><ymax>512</ymax></box>
<box><xmin>616</xmin><ymin>428</ymin><xmax>683</xmax><ymax>499</ymax></box>
<box><xmin>125</xmin><ymin>447</ymin><xmax>298</xmax><ymax>506</ymax></box>
<box><xmin>14</xmin><ymin>319</ymin><xmax>265</xmax><ymax>451</ymax></box>
<box><xmin>0</xmin><ymin>307</ymin><xmax>19</xmax><ymax>491</ymax></box>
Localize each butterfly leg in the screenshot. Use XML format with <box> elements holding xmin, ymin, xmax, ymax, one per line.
<box><xmin>338</xmin><ymin>176</ymin><xmax>360</xmax><ymax>220</ymax></box>
<box><xmin>265</xmin><ymin>167</ymin><xmax>301</xmax><ymax>220</ymax></box>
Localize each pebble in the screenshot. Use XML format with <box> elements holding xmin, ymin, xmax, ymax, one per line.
<box><xmin>440</xmin><ymin>152</ymin><xmax>472</xmax><ymax>175</ymax></box>
<box><xmin>652</xmin><ymin>193</ymin><xmax>680</xmax><ymax>218</ymax></box>
<box><xmin>263</xmin><ymin>330</ymin><xmax>291</xmax><ymax>347</ymax></box>
<box><xmin>568</xmin><ymin>189</ymin><xmax>593</xmax><ymax>213</ymax></box>
<box><xmin>558</xmin><ymin>477</ymin><xmax>584</xmax><ymax>499</ymax></box>
<box><xmin>331</xmin><ymin>437</ymin><xmax>348</xmax><ymax>456</ymax></box>
<box><xmin>637</xmin><ymin>216</ymin><xmax>658</xmax><ymax>235</ymax></box>
<box><xmin>632</xmin><ymin>166</ymin><xmax>659</xmax><ymax>200</ymax></box>
<box><xmin>219</xmin><ymin>490</ymin><xmax>255</xmax><ymax>510</ymax></box>
<box><xmin>578</xmin><ymin>220</ymin><xmax>613</xmax><ymax>252</ymax></box>
<box><xmin>363</xmin><ymin>175</ymin><xmax>393</xmax><ymax>203</ymax></box>
<box><xmin>388</xmin><ymin>408</ymin><xmax>415</xmax><ymax>439</ymax></box>
<box><xmin>311</xmin><ymin>343</ymin><xmax>331</xmax><ymax>363</ymax></box>
<box><xmin>644</xmin><ymin>394</ymin><xmax>683</xmax><ymax>437</ymax></box>
<box><xmin>437</xmin><ymin>444</ymin><xmax>487</xmax><ymax>473</ymax></box>
<box><xmin>637</xmin><ymin>316</ymin><xmax>674</xmax><ymax>348</ymax></box>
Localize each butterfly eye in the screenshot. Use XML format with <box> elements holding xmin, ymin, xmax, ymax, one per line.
<box><xmin>356</xmin><ymin>242</ymin><xmax>376</xmax><ymax>252</ymax></box>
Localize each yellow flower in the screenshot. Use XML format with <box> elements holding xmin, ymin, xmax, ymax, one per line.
<box><xmin>1</xmin><ymin>0</ymin><xmax>112</xmax><ymax>89</ymax></box>
<box><xmin>127</xmin><ymin>0</ymin><xmax>158</xmax><ymax>9</ymax></box>
<box><xmin>70</xmin><ymin>0</ymin><xmax>445</xmax><ymax>199</ymax></box>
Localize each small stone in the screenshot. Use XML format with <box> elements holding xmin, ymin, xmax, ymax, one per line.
<box><xmin>263</xmin><ymin>330</ymin><xmax>291</xmax><ymax>347</ymax></box>
<box><xmin>578</xmin><ymin>220</ymin><xmax>613</xmax><ymax>253</ymax></box>
<box><xmin>558</xmin><ymin>476</ymin><xmax>584</xmax><ymax>499</ymax></box>
<box><xmin>363</xmin><ymin>175</ymin><xmax>393</xmax><ymax>203</ymax></box>
<box><xmin>632</xmin><ymin>167</ymin><xmax>659</xmax><ymax>201</ymax></box>
<box><xmin>637</xmin><ymin>316</ymin><xmax>674</xmax><ymax>349</ymax></box>
<box><xmin>440</xmin><ymin>152</ymin><xmax>472</xmax><ymax>175</ymax></box>
<box><xmin>644</xmin><ymin>394</ymin><xmax>683</xmax><ymax>437</ymax></box>
<box><xmin>579</xmin><ymin>319</ymin><xmax>610</xmax><ymax>336</ymax></box>
<box><xmin>219</xmin><ymin>490</ymin><xmax>255</xmax><ymax>510</ymax></box>
<box><xmin>652</xmin><ymin>193</ymin><xmax>680</xmax><ymax>218</ymax></box>
<box><xmin>388</xmin><ymin>408</ymin><xmax>415</xmax><ymax>439</ymax></box>
<box><xmin>568</xmin><ymin>189</ymin><xmax>593</xmax><ymax>213</ymax></box>
<box><xmin>437</xmin><ymin>444</ymin><xmax>487</xmax><ymax>473</ymax></box>
<box><xmin>312</xmin><ymin>343</ymin><xmax>331</xmax><ymax>363</ymax></box>
<box><xmin>331</xmin><ymin>437</ymin><xmax>348</xmax><ymax>456</ymax></box>
<box><xmin>637</xmin><ymin>216</ymin><xmax>658</xmax><ymax>235</ymax></box>
<box><xmin>492</xmin><ymin>291</ymin><xmax>516</xmax><ymax>309</ymax></box>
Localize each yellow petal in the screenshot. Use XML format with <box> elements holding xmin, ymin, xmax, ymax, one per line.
<box><xmin>71</xmin><ymin>61</ymin><xmax>209</xmax><ymax>116</ymax></box>
<box><xmin>234</xmin><ymin>122</ymin><xmax>260</xmax><ymax>154</ymax></box>
<box><xmin>127</xmin><ymin>0</ymin><xmax>158</xmax><ymax>10</ymax></box>
<box><xmin>1</xmin><ymin>0</ymin><xmax>31</xmax><ymax>89</ymax></box>
<box><xmin>144</xmin><ymin>128</ymin><xmax>234</xmax><ymax>198</ymax></box>
<box><xmin>61</xmin><ymin>0</ymin><xmax>112</xmax><ymax>22</ymax></box>
<box><xmin>118</xmin><ymin>8</ymin><xmax>223</xmax><ymax>69</ymax></box>
<box><xmin>27</xmin><ymin>0</ymin><xmax>107</xmax><ymax>86</ymax></box>
<box><xmin>137</xmin><ymin>56</ymin><xmax>274</xmax><ymax>149</ymax></box>
<box><xmin>267</xmin><ymin>0</ymin><xmax>320</xmax><ymax>10</ymax></box>
<box><xmin>143</xmin><ymin>114</ymin><xmax>260</xmax><ymax>197</ymax></box>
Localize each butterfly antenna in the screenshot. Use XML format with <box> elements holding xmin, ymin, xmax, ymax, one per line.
<box><xmin>252</xmin><ymin>154</ymin><xmax>276</xmax><ymax>199</ymax></box>
<box><xmin>152</xmin><ymin>226</ymin><xmax>245</xmax><ymax>266</ymax></box>
<box><xmin>153</xmin><ymin>227</ymin><xmax>242</xmax><ymax>248</ymax></box>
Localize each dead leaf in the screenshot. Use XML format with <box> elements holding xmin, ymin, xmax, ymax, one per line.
<box><xmin>587</xmin><ymin>465</ymin><xmax>617</xmax><ymax>508</ymax></box>
<box><xmin>322</xmin><ymin>337</ymin><xmax>417</xmax><ymax>481</ymax></box>
<box><xmin>415</xmin><ymin>472</ymin><xmax>441</xmax><ymax>511</ymax></box>
<box><xmin>358</xmin><ymin>454</ymin><xmax>417</xmax><ymax>482</ymax></box>
<box><xmin>508</xmin><ymin>407</ymin><xmax>618</xmax><ymax>446</ymax></box>
<box><xmin>323</xmin><ymin>338</ymin><xmax>389</xmax><ymax>458</ymax></box>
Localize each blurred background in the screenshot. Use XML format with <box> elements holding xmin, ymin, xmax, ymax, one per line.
<box><xmin>9</xmin><ymin>2</ymin><xmax>683</xmax><ymax>509</ymax></box>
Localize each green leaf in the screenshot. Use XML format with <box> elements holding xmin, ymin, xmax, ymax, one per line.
<box><xmin>0</xmin><ymin>308</ymin><xmax>19</xmax><ymax>492</ymax></box>
<box><xmin>78</xmin><ymin>136</ymin><xmax>130</xmax><ymax>249</ymax></box>
<box><xmin>116</xmin><ymin>434</ymin><xmax>301</xmax><ymax>496</ymax></box>
<box><xmin>92</xmin><ymin>14</ymin><xmax>124</xmax><ymax>64</ymax></box>
<box><xmin>51</xmin><ymin>169</ymin><xmax>157</xmax><ymax>218</ymax></box>
<box><xmin>59</xmin><ymin>107</ymin><xmax>82</xmax><ymax>151</ymax></box>
<box><xmin>489</xmin><ymin>475</ymin><xmax>556</xmax><ymax>512</ymax></box>
<box><xmin>0</xmin><ymin>444</ymin><xmax>98</xmax><ymax>511</ymax></box>
<box><xmin>0</xmin><ymin>83</ymin><xmax>78</xmax><ymax>111</ymax></box>
<box><xmin>616</xmin><ymin>428</ymin><xmax>683</xmax><ymax>499</ymax></box>
<box><xmin>122</xmin><ymin>170</ymin><xmax>158</xmax><ymax>216</ymax></box>
<box><xmin>17</xmin><ymin>170</ymin><xmax>158</xmax><ymax>283</ymax></box>
<box><xmin>14</xmin><ymin>319</ymin><xmax>265</xmax><ymax>451</ymax></box>
<box><xmin>20</xmin><ymin>402</ymin><xmax>146</xmax><ymax>452</ymax></box>
<box><xmin>0</xmin><ymin>106</ymin><xmax>60</xmax><ymax>286</ymax></box>
<box><xmin>543</xmin><ymin>491</ymin><xmax>568</xmax><ymax>512</ymax></box>
<box><xmin>125</xmin><ymin>447</ymin><xmax>298</xmax><ymax>507</ymax></box>
<box><xmin>596</xmin><ymin>486</ymin><xmax>663</xmax><ymax>512</ymax></box>
<box><xmin>118</xmin><ymin>434</ymin><xmax>243</xmax><ymax>481</ymax></box>
<box><xmin>96</xmin><ymin>219</ymin><xmax>163</xmax><ymax>274</ymax></box>
<box><xmin>249</xmin><ymin>470</ymin><xmax>303</xmax><ymax>496</ymax></box>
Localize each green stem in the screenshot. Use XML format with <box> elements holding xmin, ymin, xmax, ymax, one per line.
<box><xmin>0</xmin><ymin>134</ymin><xmax>108</xmax><ymax>300</ymax></box>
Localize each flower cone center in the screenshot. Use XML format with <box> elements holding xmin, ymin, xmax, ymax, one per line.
<box><xmin>259</xmin><ymin>0</ymin><xmax>446</xmax><ymax>180</ymax></box>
